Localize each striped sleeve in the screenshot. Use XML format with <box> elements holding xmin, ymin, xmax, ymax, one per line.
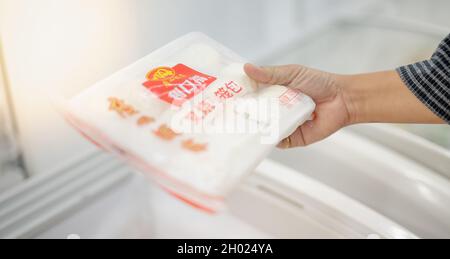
<box><xmin>397</xmin><ymin>34</ymin><xmax>450</xmax><ymax>124</ymax></box>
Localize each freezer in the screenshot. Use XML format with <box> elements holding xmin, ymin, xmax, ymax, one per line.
<box><xmin>0</xmin><ymin>0</ymin><xmax>449</xmax><ymax>240</ymax></box>
<box><xmin>1</xmin><ymin>124</ymin><xmax>448</xmax><ymax>239</ymax></box>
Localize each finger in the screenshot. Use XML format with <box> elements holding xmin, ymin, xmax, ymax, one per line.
<box><xmin>296</xmin><ymin>114</ymin><xmax>334</xmax><ymax>146</ymax></box>
<box><xmin>276</xmin><ymin>128</ymin><xmax>307</xmax><ymax>149</ymax></box>
<box><xmin>244</xmin><ymin>63</ymin><xmax>302</xmax><ymax>86</ymax></box>
<box><xmin>278</xmin><ymin>119</ymin><xmax>330</xmax><ymax>149</ymax></box>
<box><xmin>288</xmin><ymin>127</ymin><xmax>307</xmax><ymax>147</ymax></box>
<box><xmin>276</xmin><ymin>137</ymin><xmax>290</xmax><ymax>149</ymax></box>
<box><xmin>277</xmin><ymin>121</ymin><xmax>312</xmax><ymax>149</ymax></box>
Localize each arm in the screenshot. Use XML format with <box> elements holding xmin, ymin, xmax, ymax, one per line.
<box><xmin>245</xmin><ymin>34</ymin><xmax>450</xmax><ymax>148</ymax></box>
<box><xmin>244</xmin><ymin>64</ymin><xmax>445</xmax><ymax>148</ymax></box>
<box><xmin>245</xmin><ymin>34</ymin><xmax>449</xmax><ymax>148</ymax></box>
<box><xmin>348</xmin><ymin>34</ymin><xmax>450</xmax><ymax>125</ymax></box>
<box><xmin>339</xmin><ymin>71</ymin><xmax>445</xmax><ymax>124</ymax></box>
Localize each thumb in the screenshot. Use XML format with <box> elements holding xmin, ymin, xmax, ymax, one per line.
<box><xmin>244</xmin><ymin>63</ymin><xmax>302</xmax><ymax>86</ymax></box>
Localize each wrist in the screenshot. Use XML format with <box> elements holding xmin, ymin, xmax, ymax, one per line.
<box><xmin>334</xmin><ymin>70</ymin><xmax>443</xmax><ymax>125</ymax></box>
<box><xmin>335</xmin><ymin>73</ymin><xmax>366</xmax><ymax>125</ymax></box>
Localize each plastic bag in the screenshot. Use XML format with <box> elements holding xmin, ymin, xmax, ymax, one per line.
<box><xmin>61</xmin><ymin>32</ymin><xmax>315</xmax><ymax>212</ymax></box>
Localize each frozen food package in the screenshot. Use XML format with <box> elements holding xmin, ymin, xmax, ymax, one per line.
<box><xmin>59</xmin><ymin>32</ymin><xmax>316</xmax><ymax>213</ymax></box>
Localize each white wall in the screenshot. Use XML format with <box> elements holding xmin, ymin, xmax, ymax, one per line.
<box><xmin>0</xmin><ymin>0</ymin><xmax>311</xmax><ymax>175</ymax></box>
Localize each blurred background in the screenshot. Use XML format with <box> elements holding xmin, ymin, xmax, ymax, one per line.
<box><xmin>0</xmin><ymin>0</ymin><xmax>449</xmax><ymax>239</ymax></box>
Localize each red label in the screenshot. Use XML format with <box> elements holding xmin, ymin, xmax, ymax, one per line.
<box><xmin>143</xmin><ymin>64</ymin><xmax>217</xmax><ymax>106</ymax></box>
<box><xmin>279</xmin><ymin>89</ymin><xmax>301</xmax><ymax>108</ymax></box>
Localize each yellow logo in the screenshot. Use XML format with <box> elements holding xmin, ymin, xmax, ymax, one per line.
<box><xmin>146</xmin><ymin>66</ymin><xmax>176</xmax><ymax>81</ymax></box>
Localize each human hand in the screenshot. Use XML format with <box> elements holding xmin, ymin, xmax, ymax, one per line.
<box><xmin>244</xmin><ymin>63</ymin><xmax>354</xmax><ymax>148</ymax></box>
<box><xmin>244</xmin><ymin>63</ymin><xmax>444</xmax><ymax>148</ymax></box>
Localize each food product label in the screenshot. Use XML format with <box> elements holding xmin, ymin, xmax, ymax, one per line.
<box><xmin>143</xmin><ymin>64</ymin><xmax>217</xmax><ymax>106</ymax></box>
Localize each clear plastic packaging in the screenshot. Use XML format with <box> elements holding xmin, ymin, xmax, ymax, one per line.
<box><xmin>60</xmin><ymin>32</ymin><xmax>315</xmax><ymax>212</ymax></box>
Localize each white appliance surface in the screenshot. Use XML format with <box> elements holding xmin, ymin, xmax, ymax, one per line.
<box><xmin>36</xmin><ymin>157</ymin><xmax>418</xmax><ymax>239</ymax></box>
<box><xmin>32</xmin><ymin>126</ymin><xmax>450</xmax><ymax>239</ymax></box>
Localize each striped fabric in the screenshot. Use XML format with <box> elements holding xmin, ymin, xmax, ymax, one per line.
<box><xmin>397</xmin><ymin>34</ymin><xmax>450</xmax><ymax>124</ymax></box>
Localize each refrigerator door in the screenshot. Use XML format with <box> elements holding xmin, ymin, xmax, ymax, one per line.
<box><xmin>1</xmin><ymin>124</ymin><xmax>448</xmax><ymax>238</ymax></box>
<box><xmin>34</xmin><ymin>158</ymin><xmax>416</xmax><ymax>239</ymax></box>
<box><xmin>32</xmin><ymin>129</ymin><xmax>450</xmax><ymax>239</ymax></box>
<box><xmin>270</xmin><ymin>128</ymin><xmax>450</xmax><ymax>238</ymax></box>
